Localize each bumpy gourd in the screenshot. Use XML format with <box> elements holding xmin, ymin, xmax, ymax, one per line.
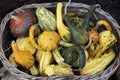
<box><xmin>80</xmin><ymin>48</ymin><xmax>115</xmax><ymax>75</ymax></box>
<box><xmin>11</xmin><ymin>41</ymin><xmax>35</xmax><ymax>68</ymax></box>
<box><xmin>95</xmin><ymin>30</ymin><xmax>117</xmax><ymax>58</ymax></box>
<box><xmin>38</xmin><ymin>31</ymin><xmax>60</xmax><ymax>51</ymax></box>
<box><xmin>45</xmin><ymin>64</ymin><xmax>73</xmax><ymax>76</ymax></box>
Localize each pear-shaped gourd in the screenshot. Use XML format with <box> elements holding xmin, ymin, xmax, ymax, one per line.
<box><xmin>64</xmin><ymin>5</ymin><xmax>96</xmax><ymax>45</ymax></box>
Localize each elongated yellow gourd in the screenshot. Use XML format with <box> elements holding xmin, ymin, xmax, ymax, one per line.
<box><xmin>80</xmin><ymin>48</ymin><xmax>115</xmax><ymax>75</ymax></box>
<box><xmin>56</xmin><ymin>3</ymin><xmax>71</xmax><ymax>42</ymax></box>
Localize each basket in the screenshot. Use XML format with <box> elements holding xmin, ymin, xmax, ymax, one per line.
<box><xmin>0</xmin><ymin>2</ymin><xmax>120</xmax><ymax>80</ymax></box>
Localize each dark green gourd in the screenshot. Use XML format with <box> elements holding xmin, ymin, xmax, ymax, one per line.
<box><xmin>61</xmin><ymin>45</ymin><xmax>86</xmax><ymax>69</ymax></box>
<box><xmin>64</xmin><ymin>5</ymin><xmax>96</xmax><ymax>45</ymax></box>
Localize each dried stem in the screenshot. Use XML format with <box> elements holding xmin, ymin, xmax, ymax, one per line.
<box><xmin>64</xmin><ymin>0</ymin><xmax>71</xmax><ymax>14</ymax></box>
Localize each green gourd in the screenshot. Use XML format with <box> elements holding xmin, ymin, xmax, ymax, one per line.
<box><xmin>64</xmin><ymin>5</ymin><xmax>96</xmax><ymax>45</ymax></box>
<box><xmin>36</xmin><ymin>6</ymin><xmax>56</xmax><ymax>31</ymax></box>
<box><xmin>61</xmin><ymin>45</ymin><xmax>86</xmax><ymax>69</ymax></box>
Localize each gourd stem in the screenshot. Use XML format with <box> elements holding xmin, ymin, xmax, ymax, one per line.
<box><xmin>64</xmin><ymin>0</ymin><xmax>71</xmax><ymax>14</ymax></box>
<box><xmin>59</xmin><ymin>40</ymin><xmax>74</xmax><ymax>47</ymax></box>
<box><xmin>85</xmin><ymin>34</ymin><xmax>93</xmax><ymax>49</ymax></box>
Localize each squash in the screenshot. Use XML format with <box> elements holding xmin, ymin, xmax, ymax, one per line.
<box><xmin>10</xmin><ymin>8</ymin><xmax>37</xmax><ymax>37</ymax></box>
<box><xmin>16</xmin><ymin>37</ymin><xmax>36</xmax><ymax>55</ymax></box>
<box><xmin>64</xmin><ymin>5</ymin><xmax>96</xmax><ymax>45</ymax></box>
<box><xmin>11</xmin><ymin>41</ymin><xmax>35</xmax><ymax>68</ymax></box>
<box><xmin>35</xmin><ymin>49</ymin><xmax>44</xmax><ymax>62</ymax></box>
<box><xmin>97</xmin><ymin>20</ymin><xmax>112</xmax><ymax>31</ymax></box>
<box><xmin>29</xmin><ymin>25</ymin><xmax>41</xmax><ymax>50</ymax></box>
<box><xmin>95</xmin><ymin>30</ymin><xmax>117</xmax><ymax>58</ymax></box>
<box><xmin>88</xmin><ymin>42</ymin><xmax>99</xmax><ymax>59</ymax></box>
<box><xmin>29</xmin><ymin>65</ymin><xmax>39</xmax><ymax>76</ymax></box>
<box><xmin>39</xmin><ymin>51</ymin><xmax>53</xmax><ymax>75</ymax></box>
<box><xmin>61</xmin><ymin>45</ymin><xmax>86</xmax><ymax>69</ymax></box>
<box><xmin>45</xmin><ymin>64</ymin><xmax>73</xmax><ymax>76</ymax></box>
<box><xmin>38</xmin><ymin>31</ymin><xmax>60</xmax><ymax>51</ymax></box>
<box><xmin>56</xmin><ymin>3</ymin><xmax>71</xmax><ymax>42</ymax></box>
<box><xmin>52</xmin><ymin>48</ymin><xmax>64</xmax><ymax>64</ymax></box>
<box><xmin>36</xmin><ymin>6</ymin><xmax>56</xmax><ymax>31</ymax></box>
<box><xmin>64</xmin><ymin>14</ymin><xmax>88</xmax><ymax>45</ymax></box>
<box><xmin>80</xmin><ymin>48</ymin><xmax>115</xmax><ymax>75</ymax></box>
<box><xmin>29</xmin><ymin>25</ymin><xmax>60</xmax><ymax>51</ymax></box>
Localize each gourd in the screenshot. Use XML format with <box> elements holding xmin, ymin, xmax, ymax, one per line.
<box><xmin>69</xmin><ymin>16</ymin><xmax>84</xmax><ymax>28</ymax></box>
<box><xmin>61</xmin><ymin>45</ymin><xmax>86</xmax><ymax>69</ymax></box>
<box><xmin>64</xmin><ymin>5</ymin><xmax>96</xmax><ymax>45</ymax></box>
<box><xmin>29</xmin><ymin>25</ymin><xmax>60</xmax><ymax>51</ymax></box>
<box><xmin>88</xmin><ymin>42</ymin><xmax>99</xmax><ymax>59</ymax></box>
<box><xmin>29</xmin><ymin>25</ymin><xmax>41</xmax><ymax>50</ymax></box>
<box><xmin>52</xmin><ymin>48</ymin><xmax>64</xmax><ymax>64</ymax></box>
<box><xmin>45</xmin><ymin>64</ymin><xmax>73</xmax><ymax>76</ymax></box>
<box><xmin>29</xmin><ymin>65</ymin><xmax>39</xmax><ymax>76</ymax></box>
<box><xmin>38</xmin><ymin>31</ymin><xmax>60</xmax><ymax>51</ymax></box>
<box><xmin>95</xmin><ymin>30</ymin><xmax>117</xmax><ymax>58</ymax></box>
<box><xmin>39</xmin><ymin>51</ymin><xmax>53</xmax><ymax>75</ymax></box>
<box><xmin>97</xmin><ymin>20</ymin><xmax>112</xmax><ymax>31</ymax></box>
<box><xmin>56</xmin><ymin>3</ymin><xmax>71</xmax><ymax>42</ymax></box>
<box><xmin>9</xmin><ymin>53</ymin><xmax>17</xmax><ymax>67</ymax></box>
<box><xmin>80</xmin><ymin>48</ymin><xmax>115</xmax><ymax>75</ymax></box>
<box><xmin>36</xmin><ymin>6</ymin><xmax>56</xmax><ymax>31</ymax></box>
<box><xmin>10</xmin><ymin>8</ymin><xmax>37</xmax><ymax>37</ymax></box>
<box><xmin>16</xmin><ymin>37</ymin><xmax>36</xmax><ymax>55</ymax></box>
<box><xmin>11</xmin><ymin>41</ymin><xmax>35</xmax><ymax>68</ymax></box>
<box><xmin>35</xmin><ymin>49</ymin><xmax>44</xmax><ymax>62</ymax></box>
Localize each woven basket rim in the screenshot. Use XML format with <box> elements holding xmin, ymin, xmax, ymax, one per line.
<box><xmin>0</xmin><ymin>2</ymin><xmax>120</xmax><ymax>80</ymax></box>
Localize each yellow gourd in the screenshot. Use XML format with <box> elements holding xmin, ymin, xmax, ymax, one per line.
<box><xmin>11</xmin><ymin>41</ymin><xmax>35</xmax><ymax>68</ymax></box>
<box><xmin>45</xmin><ymin>64</ymin><xmax>73</xmax><ymax>76</ymax></box>
<box><xmin>29</xmin><ymin>25</ymin><xmax>41</xmax><ymax>50</ymax></box>
<box><xmin>97</xmin><ymin>20</ymin><xmax>112</xmax><ymax>31</ymax></box>
<box><xmin>38</xmin><ymin>31</ymin><xmax>60</xmax><ymax>51</ymax></box>
<box><xmin>39</xmin><ymin>51</ymin><xmax>53</xmax><ymax>75</ymax></box>
<box><xmin>80</xmin><ymin>48</ymin><xmax>115</xmax><ymax>75</ymax></box>
<box><xmin>95</xmin><ymin>30</ymin><xmax>117</xmax><ymax>58</ymax></box>
<box><xmin>56</xmin><ymin>3</ymin><xmax>71</xmax><ymax>42</ymax></box>
<box><xmin>16</xmin><ymin>37</ymin><xmax>36</xmax><ymax>55</ymax></box>
<box><xmin>88</xmin><ymin>42</ymin><xmax>99</xmax><ymax>59</ymax></box>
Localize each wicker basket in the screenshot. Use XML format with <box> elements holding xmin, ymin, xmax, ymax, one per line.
<box><xmin>0</xmin><ymin>2</ymin><xmax>120</xmax><ymax>80</ymax></box>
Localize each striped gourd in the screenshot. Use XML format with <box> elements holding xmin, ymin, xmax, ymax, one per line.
<box><xmin>36</xmin><ymin>6</ymin><xmax>56</xmax><ymax>31</ymax></box>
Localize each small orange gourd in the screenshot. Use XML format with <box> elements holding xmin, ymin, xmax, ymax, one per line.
<box><xmin>11</xmin><ymin>41</ymin><xmax>35</xmax><ymax>68</ymax></box>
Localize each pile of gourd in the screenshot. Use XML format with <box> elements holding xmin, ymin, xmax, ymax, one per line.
<box><xmin>9</xmin><ymin>2</ymin><xmax>117</xmax><ymax>76</ymax></box>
